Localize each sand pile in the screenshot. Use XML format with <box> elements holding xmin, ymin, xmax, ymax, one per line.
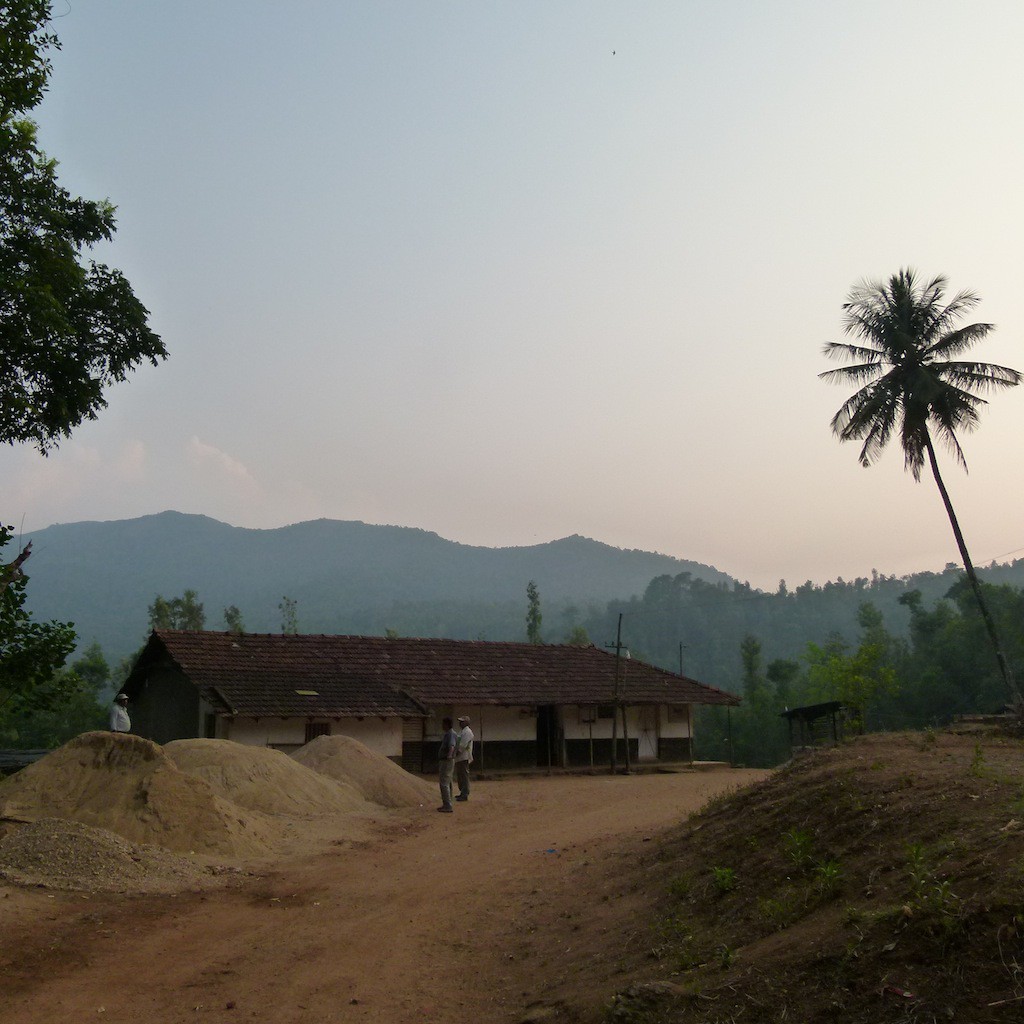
<box><xmin>0</xmin><ymin>732</ymin><xmax>279</xmax><ymax>858</ymax></box>
<box><xmin>291</xmin><ymin>735</ymin><xmax>434</xmax><ymax>808</ymax></box>
<box><xmin>165</xmin><ymin>739</ymin><xmax>369</xmax><ymax>817</ymax></box>
<box><xmin>0</xmin><ymin>818</ymin><xmax>212</xmax><ymax>892</ymax></box>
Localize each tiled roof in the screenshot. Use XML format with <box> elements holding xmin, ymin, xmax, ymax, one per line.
<box><xmin>132</xmin><ymin>631</ymin><xmax>427</xmax><ymax>719</ymax></box>
<box><xmin>130</xmin><ymin>631</ymin><xmax>740</xmax><ymax>718</ymax></box>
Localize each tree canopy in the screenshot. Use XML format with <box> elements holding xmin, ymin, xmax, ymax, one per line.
<box><xmin>820</xmin><ymin>269</ymin><xmax>1021</xmax><ymax>706</ymax></box>
<box><xmin>0</xmin><ymin>524</ymin><xmax>77</xmax><ymax>719</ymax></box>
<box><xmin>0</xmin><ymin>0</ymin><xmax>166</xmax><ymax>452</ymax></box>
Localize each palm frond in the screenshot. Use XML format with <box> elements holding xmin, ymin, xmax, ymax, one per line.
<box><xmin>822</xmin><ymin>268</ymin><xmax>1020</xmax><ymax>477</ymax></box>
<box><xmin>938</xmin><ymin>360</ymin><xmax>1021</xmax><ymax>392</ymax></box>
<box><xmin>819</xmin><ymin>363</ymin><xmax>882</xmax><ymax>386</ymax></box>
<box><xmin>925</xmin><ymin>322</ymin><xmax>994</xmax><ymax>359</ymax></box>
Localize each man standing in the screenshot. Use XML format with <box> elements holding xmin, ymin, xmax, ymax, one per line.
<box><xmin>437</xmin><ymin>716</ymin><xmax>457</xmax><ymax>813</ymax></box>
<box><xmin>109</xmin><ymin>692</ymin><xmax>131</xmax><ymax>733</ymax></box>
<box><xmin>455</xmin><ymin>715</ymin><xmax>474</xmax><ymax>802</ymax></box>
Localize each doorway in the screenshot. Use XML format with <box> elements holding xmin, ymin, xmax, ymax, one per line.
<box><xmin>536</xmin><ymin>705</ymin><xmax>563</xmax><ymax>768</ymax></box>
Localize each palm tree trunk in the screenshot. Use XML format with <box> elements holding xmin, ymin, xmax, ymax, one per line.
<box><xmin>924</xmin><ymin>436</ymin><xmax>1022</xmax><ymax>708</ymax></box>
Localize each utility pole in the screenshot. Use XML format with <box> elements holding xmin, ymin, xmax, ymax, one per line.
<box><xmin>607</xmin><ymin>613</ymin><xmax>626</xmax><ymax>774</ymax></box>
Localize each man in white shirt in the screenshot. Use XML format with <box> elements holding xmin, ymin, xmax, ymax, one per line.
<box><xmin>455</xmin><ymin>715</ymin><xmax>474</xmax><ymax>801</ymax></box>
<box><xmin>109</xmin><ymin>692</ymin><xmax>131</xmax><ymax>733</ymax></box>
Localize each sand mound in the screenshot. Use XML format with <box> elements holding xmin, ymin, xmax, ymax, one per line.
<box><xmin>0</xmin><ymin>818</ymin><xmax>212</xmax><ymax>892</ymax></box>
<box><xmin>291</xmin><ymin>735</ymin><xmax>434</xmax><ymax>808</ymax></box>
<box><xmin>165</xmin><ymin>739</ymin><xmax>369</xmax><ymax>816</ymax></box>
<box><xmin>0</xmin><ymin>732</ymin><xmax>279</xmax><ymax>858</ymax></box>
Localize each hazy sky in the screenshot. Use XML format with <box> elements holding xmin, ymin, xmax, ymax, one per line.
<box><xmin>5</xmin><ymin>1</ymin><xmax>1024</xmax><ymax>591</ymax></box>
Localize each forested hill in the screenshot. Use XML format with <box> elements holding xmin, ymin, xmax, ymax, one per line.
<box><xmin>20</xmin><ymin>511</ymin><xmax>1024</xmax><ymax>691</ymax></box>
<box><xmin>19</xmin><ymin>511</ymin><xmax>732</xmax><ymax>660</ymax></box>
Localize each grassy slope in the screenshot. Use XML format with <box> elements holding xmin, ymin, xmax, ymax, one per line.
<box><xmin>532</xmin><ymin>728</ymin><xmax>1024</xmax><ymax>1023</ymax></box>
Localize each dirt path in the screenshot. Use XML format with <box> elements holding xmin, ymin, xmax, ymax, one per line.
<box><xmin>0</xmin><ymin>770</ymin><xmax>766</xmax><ymax>1024</ymax></box>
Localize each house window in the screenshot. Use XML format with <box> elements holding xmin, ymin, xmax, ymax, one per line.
<box><xmin>578</xmin><ymin>706</ymin><xmax>597</xmax><ymax>724</ymax></box>
<box><xmin>305</xmin><ymin>722</ymin><xmax>331</xmax><ymax>743</ymax></box>
<box><xmin>597</xmin><ymin>705</ymin><xmax>615</xmax><ymax>720</ymax></box>
<box><xmin>667</xmin><ymin>705</ymin><xmax>689</xmax><ymax>723</ymax></box>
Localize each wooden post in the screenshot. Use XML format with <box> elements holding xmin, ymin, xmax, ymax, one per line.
<box><xmin>621</xmin><ymin>702</ymin><xmax>631</xmax><ymax>774</ymax></box>
<box><xmin>609</xmin><ymin>614</ymin><xmax>623</xmax><ymax>774</ymax></box>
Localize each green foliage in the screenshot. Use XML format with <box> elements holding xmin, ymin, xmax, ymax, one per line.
<box><xmin>279</xmin><ymin>595</ymin><xmax>298</xmax><ymax>634</ymax></box>
<box><xmin>0</xmin><ymin>641</ymin><xmax>108</xmax><ymax>746</ymax></box>
<box><xmin>223</xmin><ymin>605</ymin><xmax>244</xmax><ymax>634</ymax></box>
<box><xmin>148</xmin><ymin>590</ymin><xmax>205</xmax><ymax>631</ymax></box>
<box><xmin>821</xmin><ymin>269</ymin><xmax>1022</xmax><ymax>705</ymax></box>
<box><xmin>0</xmin><ymin>0</ymin><xmax>166</xmax><ymax>452</ymax></box>
<box><xmin>813</xmin><ymin>858</ymin><xmax>843</xmax><ymax>896</ymax></box>
<box><xmin>565</xmin><ymin>624</ymin><xmax>590</xmax><ymax>646</ymax></box>
<box><xmin>805</xmin><ymin>613</ymin><xmax>899</xmax><ymax>731</ymax></box>
<box><xmin>526</xmin><ymin>579</ymin><xmax>542</xmax><ymax>644</ymax></box>
<box><xmin>667</xmin><ymin>874</ymin><xmax>692</xmax><ymax>899</ymax></box>
<box><xmin>782</xmin><ymin>828</ymin><xmax>814</xmax><ymax>871</ymax></box>
<box><xmin>0</xmin><ymin>524</ymin><xmax>77</xmax><ymax>722</ymax></box>
<box><xmin>711</xmin><ymin>866</ymin><xmax>736</xmax><ymax>894</ymax></box>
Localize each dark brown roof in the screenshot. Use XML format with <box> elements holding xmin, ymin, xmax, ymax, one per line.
<box><xmin>129</xmin><ymin>631</ymin><xmax>740</xmax><ymax>718</ymax></box>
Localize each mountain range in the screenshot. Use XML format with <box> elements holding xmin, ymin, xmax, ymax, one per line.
<box><xmin>19</xmin><ymin>511</ymin><xmax>734</xmax><ymax>662</ymax></box>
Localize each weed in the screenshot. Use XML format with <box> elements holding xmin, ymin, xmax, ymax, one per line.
<box><xmin>716</xmin><ymin>943</ymin><xmax>735</xmax><ymax>969</ymax></box>
<box><xmin>758</xmin><ymin>893</ymin><xmax>801</xmax><ymax>930</ymax></box>
<box><xmin>667</xmin><ymin>874</ymin><xmax>691</xmax><ymax>900</ymax></box>
<box><xmin>906</xmin><ymin>842</ymin><xmax>929</xmax><ymax>900</ymax></box>
<box><xmin>711</xmin><ymin>866</ymin><xmax>737</xmax><ymax>894</ymax></box>
<box><xmin>971</xmin><ymin>743</ymin><xmax>986</xmax><ymax>776</ymax></box>
<box><xmin>782</xmin><ymin>828</ymin><xmax>814</xmax><ymax>871</ymax></box>
<box><xmin>651</xmin><ymin>915</ymin><xmax>703</xmax><ymax>971</ymax></box>
<box><xmin>814</xmin><ymin>858</ymin><xmax>843</xmax><ymax>896</ymax></box>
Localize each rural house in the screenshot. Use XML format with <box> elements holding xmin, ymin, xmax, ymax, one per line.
<box><xmin>122</xmin><ymin>631</ymin><xmax>740</xmax><ymax>771</ymax></box>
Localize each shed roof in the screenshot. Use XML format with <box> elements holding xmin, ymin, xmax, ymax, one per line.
<box><xmin>127</xmin><ymin>631</ymin><xmax>740</xmax><ymax>718</ymax></box>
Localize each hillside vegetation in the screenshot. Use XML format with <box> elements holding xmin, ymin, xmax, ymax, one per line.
<box><xmin>20</xmin><ymin>511</ymin><xmax>730</xmax><ymax>659</ymax></box>
<box><xmin>586</xmin><ymin>727</ymin><xmax>1024</xmax><ymax>1023</ymax></box>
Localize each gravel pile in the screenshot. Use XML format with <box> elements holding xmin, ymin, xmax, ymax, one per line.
<box><xmin>0</xmin><ymin>818</ymin><xmax>217</xmax><ymax>893</ymax></box>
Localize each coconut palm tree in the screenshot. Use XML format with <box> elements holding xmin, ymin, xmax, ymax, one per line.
<box><xmin>820</xmin><ymin>268</ymin><xmax>1022</xmax><ymax>707</ymax></box>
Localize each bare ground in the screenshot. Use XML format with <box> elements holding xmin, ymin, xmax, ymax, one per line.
<box><xmin>0</xmin><ymin>768</ymin><xmax>765</xmax><ymax>1024</ymax></box>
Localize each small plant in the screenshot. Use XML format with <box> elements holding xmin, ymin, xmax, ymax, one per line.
<box><xmin>759</xmin><ymin>894</ymin><xmax>799</xmax><ymax>930</ymax></box>
<box><xmin>782</xmin><ymin>828</ymin><xmax>814</xmax><ymax>871</ymax></box>
<box><xmin>906</xmin><ymin>842</ymin><xmax>929</xmax><ymax>900</ymax></box>
<box><xmin>814</xmin><ymin>858</ymin><xmax>843</xmax><ymax>896</ymax></box>
<box><xmin>667</xmin><ymin>874</ymin><xmax>692</xmax><ymax>899</ymax></box>
<box><xmin>971</xmin><ymin>743</ymin><xmax>986</xmax><ymax>776</ymax></box>
<box><xmin>711</xmin><ymin>866</ymin><xmax>737</xmax><ymax>894</ymax></box>
<box><xmin>919</xmin><ymin>727</ymin><xmax>937</xmax><ymax>749</ymax></box>
<box><xmin>716</xmin><ymin>943</ymin><xmax>735</xmax><ymax>969</ymax></box>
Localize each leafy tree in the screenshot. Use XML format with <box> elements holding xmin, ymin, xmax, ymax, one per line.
<box><xmin>0</xmin><ymin>524</ymin><xmax>77</xmax><ymax>720</ymax></box>
<box><xmin>526</xmin><ymin>580</ymin><xmax>542</xmax><ymax>644</ymax></box>
<box><xmin>279</xmin><ymin>595</ymin><xmax>298</xmax><ymax>634</ymax></box>
<box><xmin>148</xmin><ymin>590</ymin><xmax>205</xmax><ymax>630</ymax></box>
<box><xmin>0</xmin><ymin>0</ymin><xmax>166</xmax><ymax>452</ymax></box>
<box><xmin>565</xmin><ymin>625</ymin><xmax>591</xmax><ymax>646</ymax></box>
<box><xmin>766</xmin><ymin>658</ymin><xmax>800</xmax><ymax>711</ymax></box>
<box><xmin>0</xmin><ymin>641</ymin><xmax>108</xmax><ymax>747</ymax></box>
<box><xmin>804</xmin><ymin>606</ymin><xmax>900</xmax><ymax>731</ymax></box>
<box><xmin>821</xmin><ymin>269</ymin><xmax>1021</xmax><ymax>706</ymax></box>
<box><xmin>223</xmin><ymin>605</ymin><xmax>244</xmax><ymax>634</ymax></box>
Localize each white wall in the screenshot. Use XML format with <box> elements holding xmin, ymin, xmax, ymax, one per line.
<box><xmin>223</xmin><ymin>716</ymin><xmax>403</xmax><ymax>756</ymax></box>
<box><xmin>659</xmin><ymin>705</ymin><xmax>694</xmax><ymax>739</ymax></box>
<box><xmin>424</xmin><ymin>706</ymin><xmax>536</xmax><ymax>742</ymax></box>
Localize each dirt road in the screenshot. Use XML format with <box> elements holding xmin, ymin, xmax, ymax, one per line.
<box><xmin>0</xmin><ymin>769</ymin><xmax>766</xmax><ymax>1024</ymax></box>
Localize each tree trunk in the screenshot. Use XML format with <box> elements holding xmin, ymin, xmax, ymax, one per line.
<box><xmin>925</xmin><ymin>436</ymin><xmax>1022</xmax><ymax>708</ymax></box>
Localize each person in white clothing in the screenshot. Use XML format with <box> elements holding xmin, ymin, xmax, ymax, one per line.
<box><xmin>454</xmin><ymin>715</ymin><xmax>474</xmax><ymax>801</ymax></box>
<box><xmin>109</xmin><ymin>692</ymin><xmax>131</xmax><ymax>733</ymax></box>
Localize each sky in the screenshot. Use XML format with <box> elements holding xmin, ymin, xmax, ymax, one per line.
<box><xmin>4</xmin><ymin>0</ymin><xmax>1024</xmax><ymax>592</ymax></box>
